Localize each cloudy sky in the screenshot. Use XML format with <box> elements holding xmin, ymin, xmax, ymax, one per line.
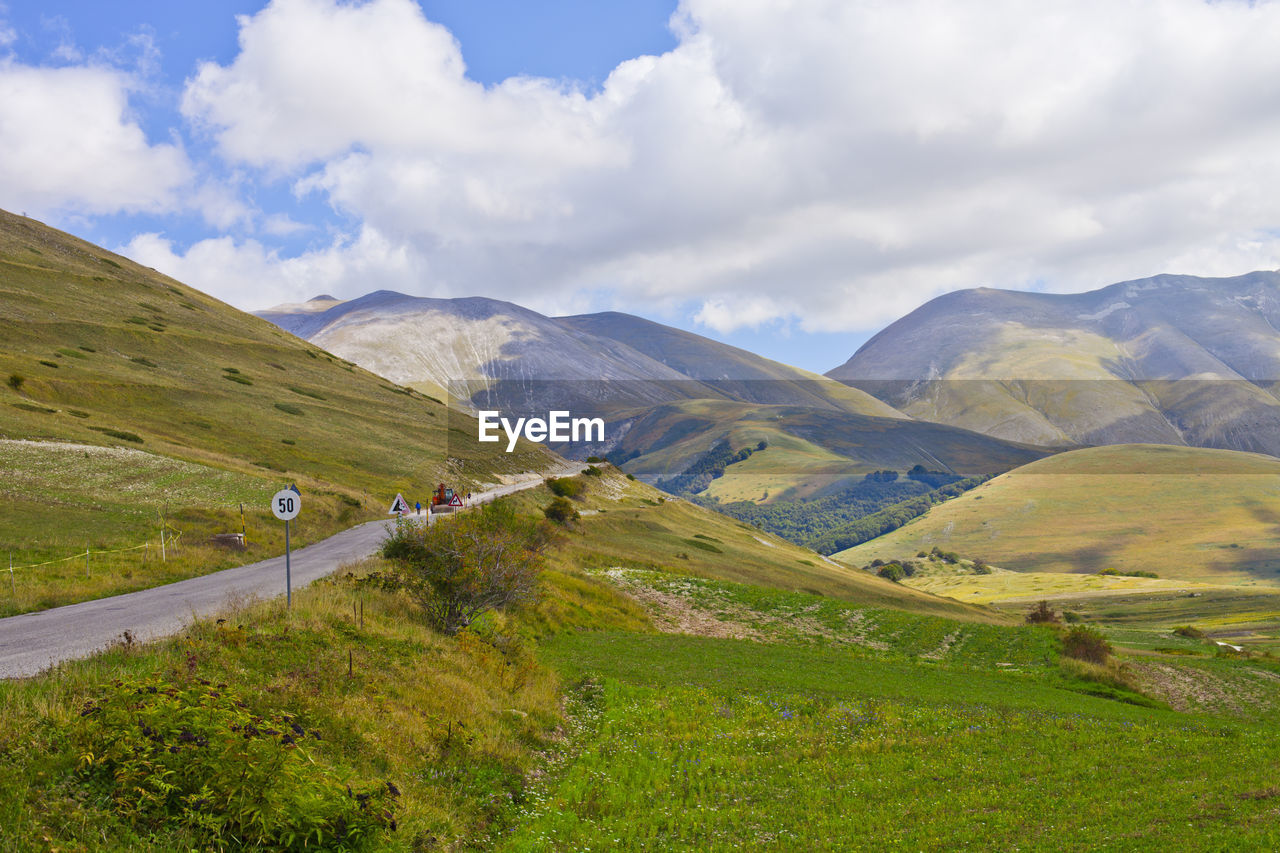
<box><xmin>4</xmin><ymin>0</ymin><xmax>1280</xmax><ymax>372</ymax></box>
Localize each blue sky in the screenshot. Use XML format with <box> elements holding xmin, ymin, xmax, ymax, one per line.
<box><xmin>4</xmin><ymin>0</ymin><xmax>1280</xmax><ymax>373</ymax></box>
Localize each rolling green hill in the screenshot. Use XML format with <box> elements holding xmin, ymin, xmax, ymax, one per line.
<box><xmin>504</xmin><ymin>465</ymin><xmax>1000</xmax><ymax>622</ymax></box>
<box><xmin>0</xmin><ymin>209</ymin><xmax>552</xmax><ymax>608</ymax></box>
<box><xmin>835</xmin><ymin>444</ymin><xmax>1280</xmax><ymax>585</ymax></box>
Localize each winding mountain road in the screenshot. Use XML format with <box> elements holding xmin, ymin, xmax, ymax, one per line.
<box><xmin>0</xmin><ymin>465</ymin><xmax>578</xmax><ymax>679</ymax></box>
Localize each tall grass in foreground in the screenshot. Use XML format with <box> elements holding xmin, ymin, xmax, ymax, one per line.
<box><xmin>0</xmin><ymin>558</ymin><xmax>599</xmax><ymax>850</ymax></box>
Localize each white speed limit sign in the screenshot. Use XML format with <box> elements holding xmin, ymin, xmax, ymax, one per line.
<box><xmin>271</xmin><ymin>489</ymin><xmax>301</xmax><ymax>520</ymax></box>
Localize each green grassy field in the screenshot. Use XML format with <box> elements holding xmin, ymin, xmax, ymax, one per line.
<box><xmin>502</xmin><ymin>634</ymin><xmax>1280</xmax><ymax>851</ymax></box>
<box><xmin>836</xmin><ymin>444</ymin><xmax>1280</xmax><ymax>585</ymax></box>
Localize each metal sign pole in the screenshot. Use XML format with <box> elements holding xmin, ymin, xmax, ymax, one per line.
<box><xmin>272</xmin><ymin>487</ymin><xmax>301</xmax><ymax>609</ymax></box>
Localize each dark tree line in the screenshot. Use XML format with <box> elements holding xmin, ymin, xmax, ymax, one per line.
<box><xmin>694</xmin><ymin>474</ymin><xmax>990</xmax><ymax>555</ymax></box>
<box><xmin>657</xmin><ymin>439</ymin><xmax>766</xmax><ymax>495</ymax></box>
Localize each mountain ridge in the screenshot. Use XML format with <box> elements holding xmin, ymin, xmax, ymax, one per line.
<box><xmin>827</xmin><ymin>270</ymin><xmax>1280</xmax><ymax>454</ymax></box>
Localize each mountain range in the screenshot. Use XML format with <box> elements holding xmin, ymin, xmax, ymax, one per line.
<box><xmin>258</xmin><ymin>292</ymin><xmax>1049</xmax><ymax>494</ymax></box>
<box><xmin>828</xmin><ymin>271</ymin><xmax>1280</xmax><ymax>456</ymax></box>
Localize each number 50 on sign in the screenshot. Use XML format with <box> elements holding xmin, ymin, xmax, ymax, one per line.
<box><xmin>272</xmin><ymin>490</ymin><xmax>300</xmax><ymax>520</ymax></box>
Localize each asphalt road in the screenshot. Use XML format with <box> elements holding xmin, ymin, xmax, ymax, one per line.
<box><xmin>0</xmin><ymin>465</ymin><xmax>578</xmax><ymax>679</ymax></box>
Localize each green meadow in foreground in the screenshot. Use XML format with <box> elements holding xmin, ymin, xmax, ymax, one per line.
<box><xmin>3</xmin><ymin>477</ymin><xmax>1279</xmax><ymax>851</ymax></box>
<box><xmin>500</xmin><ymin>619</ymin><xmax>1280</xmax><ymax>851</ymax></box>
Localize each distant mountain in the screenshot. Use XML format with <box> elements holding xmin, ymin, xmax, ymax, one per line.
<box><xmin>827</xmin><ymin>271</ymin><xmax>1280</xmax><ymax>455</ymax></box>
<box><xmin>557</xmin><ymin>311</ymin><xmax>901</xmax><ymax>414</ymax></box>
<box><xmin>258</xmin><ymin>291</ymin><xmax>901</xmax><ymax>417</ymax></box>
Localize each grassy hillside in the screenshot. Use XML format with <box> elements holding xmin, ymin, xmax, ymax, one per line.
<box><xmin>506</xmin><ymin>466</ymin><xmax>1002</xmax><ymax>623</ymax></box>
<box><xmin>613</xmin><ymin>398</ymin><xmax>1047</xmax><ymax>502</ymax></box>
<box><xmin>835</xmin><ymin>444</ymin><xmax>1280</xmax><ymax>585</ymax></box>
<box><xmin>0</xmin><ymin>209</ymin><xmax>552</xmax><ymax>609</ymax></box>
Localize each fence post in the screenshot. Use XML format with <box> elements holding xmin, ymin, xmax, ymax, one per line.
<box><xmin>8</xmin><ymin>552</ymin><xmax>13</xmax><ymax>596</ymax></box>
<box><xmin>85</xmin><ymin>548</ymin><xmax>90</xmax><ymax>578</ymax></box>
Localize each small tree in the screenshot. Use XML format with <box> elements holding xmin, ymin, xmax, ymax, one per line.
<box><xmin>546</xmin><ymin>477</ymin><xmax>584</xmax><ymax>499</ymax></box>
<box><xmin>380</xmin><ymin>500</ymin><xmax>554</xmax><ymax>634</ymax></box>
<box><xmin>6</xmin><ymin>373</ymin><xmax>23</xmax><ymax>392</ymax></box>
<box><xmin>1025</xmin><ymin>600</ymin><xmax>1060</xmax><ymax>624</ymax></box>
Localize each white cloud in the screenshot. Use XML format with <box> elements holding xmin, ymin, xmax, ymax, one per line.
<box><xmin>0</xmin><ymin>60</ymin><xmax>191</xmax><ymax>216</ymax></box>
<box><xmin>120</xmin><ymin>226</ymin><xmax>415</xmax><ymax>311</ymax></box>
<box><xmin>262</xmin><ymin>213</ymin><xmax>311</xmax><ymax>237</ymax></box>
<box><xmin>174</xmin><ymin>0</ymin><xmax>1280</xmax><ymax>336</ymax></box>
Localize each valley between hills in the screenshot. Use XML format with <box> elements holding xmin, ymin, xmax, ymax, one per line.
<box><xmin>2</xmin><ymin>209</ymin><xmax>1280</xmax><ymax>850</ymax></box>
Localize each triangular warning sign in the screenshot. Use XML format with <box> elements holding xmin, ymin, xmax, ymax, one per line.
<box><xmin>449</xmin><ymin>493</ymin><xmax>464</xmax><ymax>507</ymax></box>
<box><xmin>388</xmin><ymin>493</ymin><xmax>410</xmax><ymax>515</ymax></box>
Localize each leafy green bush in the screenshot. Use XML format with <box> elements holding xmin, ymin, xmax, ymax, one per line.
<box><xmin>1173</xmin><ymin>625</ymin><xmax>1205</xmax><ymax>640</ymax></box>
<box><xmin>87</xmin><ymin>426</ymin><xmax>144</xmax><ymax>443</ymax></box>
<box><xmin>544</xmin><ymin>496</ymin><xmax>580</xmax><ymax>524</ymax></box>
<box><xmin>224</xmin><ymin>373</ymin><xmax>254</xmax><ymax>385</ymax></box>
<box><xmin>288</xmin><ymin>385</ymin><xmax>327</xmax><ymax>400</ymax></box>
<box><xmin>381</xmin><ymin>501</ymin><xmax>554</xmax><ymax>634</ymax></box>
<box><xmin>11</xmin><ymin>402</ymin><xmax>55</xmax><ymax>414</ymax></box>
<box><xmin>876</xmin><ymin>563</ymin><xmax>905</xmax><ymax>582</ymax></box>
<box><xmin>275</xmin><ymin>402</ymin><xmax>305</xmax><ymax>416</ymax></box>
<box><xmin>583</xmin><ymin>465</ymin><xmax>603</xmax><ymax>477</ymax></box>
<box><xmin>684</xmin><ymin>538</ymin><xmax>723</xmax><ymax>553</ymax></box>
<box><xmin>546</xmin><ymin>477</ymin><xmax>584</xmax><ymax>499</ymax></box>
<box><xmin>1061</xmin><ymin>625</ymin><xmax>1112</xmax><ymax>665</ymax></box>
<box><xmin>972</xmin><ymin>558</ymin><xmax>992</xmax><ymax>575</ymax></box>
<box><xmin>73</xmin><ymin>678</ymin><xmax>396</xmax><ymax>849</ymax></box>
<box><xmin>7</xmin><ymin>373</ymin><xmax>24</xmax><ymax>391</ymax></box>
